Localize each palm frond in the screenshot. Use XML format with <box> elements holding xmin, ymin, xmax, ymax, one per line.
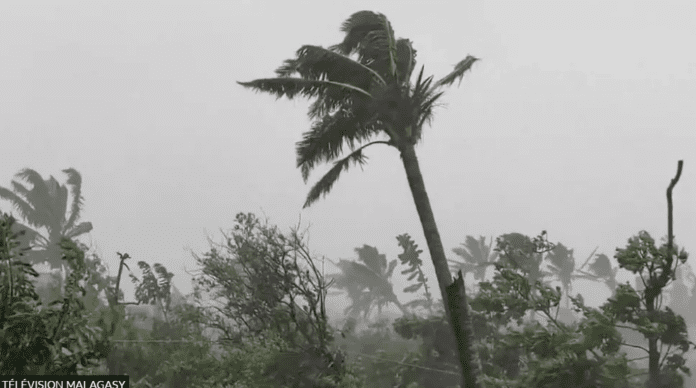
<box><xmin>386</xmin><ymin>259</ymin><xmax>397</xmax><ymax>278</ymax></box>
<box><xmin>588</xmin><ymin>254</ymin><xmax>612</xmax><ymax>278</ymax></box>
<box><xmin>452</xmin><ymin>235</ymin><xmax>492</xmax><ymax>265</ymax></box>
<box><xmin>8</xmin><ymin>175</ymin><xmax>53</xmax><ymax>229</ymax></box>
<box><xmin>275</xmin><ymin>45</ymin><xmax>386</xmax><ymax>87</ymax></box>
<box><xmin>307</xmin><ymin>88</ymin><xmax>371</xmax><ymax>121</ymax></box>
<box><xmin>333</xmin><ymin>259</ymin><xmax>393</xmax><ymax>293</ymax></box>
<box><xmin>15</xmin><ymin>175</ymin><xmax>56</xmax><ymax>231</ymax></box>
<box><xmin>53</xmin><ymin>181</ymin><xmax>68</xmax><ymax>228</ymax></box>
<box><xmin>546</xmin><ymin>243</ymin><xmax>574</xmax><ymax>271</ymax></box>
<box><xmin>64</xmin><ymin>221</ymin><xmax>93</xmax><ymax>239</ymax></box>
<box><xmin>15</xmin><ymin>169</ymin><xmax>57</xmax><ymax>227</ymax></box>
<box><xmin>330</xmin><ymin>11</ymin><xmax>399</xmax><ymax>81</ymax></box>
<box><xmin>395</xmin><ymin>38</ymin><xmax>416</xmax><ymax>86</ymax></box>
<box><xmin>408</xmin><ymin>66</ymin><xmax>446</xmax><ymax>136</ymax></box>
<box><xmin>411</xmin><ymin>66</ymin><xmax>433</xmax><ymax>100</ymax></box>
<box><xmin>63</xmin><ymin>168</ymin><xmax>84</xmax><ymax>230</ymax></box>
<box><xmin>331</xmin><ymin>11</ymin><xmax>388</xmax><ymax>56</ymax></box>
<box><xmin>0</xmin><ymin>186</ymin><xmax>37</xmax><ymax>226</ymax></box>
<box><xmin>379</xmin><ymin>13</ymin><xmax>398</xmax><ymax>79</ymax></box>
<box><xmin>10</xmin><ymin>221</ymin><xmax>42</xmax><ymax>247</ymax></box>
<box><xmin>303</xmin><ymin>141</ymin><xmax>389</xmax><ymax>208</ymax></box>
<box><xmin>303</xmin><ymin>148</ymin><xmax>367</xmax><ymax>208</ymax></box>
<box><xmin>416</xmin><ymin>90</ymin><xmax>445</xmax><ymax>130</ymax></box>
<box><xmin>355</xmin><ymin>245</ymin><xmax>388</xmax><ymax>276</ymax></box>
<box><xmin>433</xmin><ymin>55</ymin><xmax>479</xmax><ymax>89</ymax></box>
<box><xmin>237</xmin><ymin>78</ymin><xmax>371</xmax><ymax>100</ymax></box>
<box><xmin>295</xmin><ymin>110</ymin><xmax>384</xmax><ymax>182</ymax></box>
<box><xmin>15</xmin><ymin>169</ymin><xmax>48</xmax><ymax>198</ymax></box>
<box><xmin>483</xmin><ymin>236</ymin><xmax>499</xmax><ymax>262</ymax></box>
<box><xmin>469</xmin><ymin>236</ymin><xmax>486</xmax><ymax>264</ymax></box>
<box><xmin>451</xmin><ymin>246</ymin><xmax>474</xmax><ymax>264</ymax></box>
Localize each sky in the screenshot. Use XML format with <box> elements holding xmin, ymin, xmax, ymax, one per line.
<box><xmin>1</xmin><ymin>1</ymin><xmax>695</xmax><ymax>320</ymax></box>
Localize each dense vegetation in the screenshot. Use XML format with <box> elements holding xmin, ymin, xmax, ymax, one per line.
<box><xmin>1</xmin><ymin>174</ymin><xmax>693</xmax><ymax>386</ymax></box>
<box><xmin>1</xmin><ymin>9</ymin><xmax>693</xmax><ymax>388</ymax></box>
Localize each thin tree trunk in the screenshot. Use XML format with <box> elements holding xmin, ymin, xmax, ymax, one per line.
<box><xmin>399</xmin><ymin>143</ymin><xmax>480</xmax><ymax>388</ymax></box>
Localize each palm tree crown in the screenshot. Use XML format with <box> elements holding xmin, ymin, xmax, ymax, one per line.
<box><xmin>328</xmin><ymin>244</ymin><xmax>406</xmax><ymax>319</ymax></box>
<box><xmin>545</xmin><ymin>243</ymin><xmax>576</xmax><ymax>308</ymax></box>
<box><xmin>238</xmin><ymin>10</ymin><xmax>477</xmax><ymax>207</ymax></box>
<box><xmin>576</xmin><ymin>253</ymin><xmax>619</xmax><ymax>298</ymax></box>
<box><xmin>449</xmin><ymin>235</ymin><xmax>499</xmax><ymax>293</ymax></box>
<box><xmin>0</xmin><ymin>168</ymin><xmax>93</xmax><ymax>269</ymax></box>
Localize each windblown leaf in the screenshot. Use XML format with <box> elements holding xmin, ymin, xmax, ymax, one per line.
<box><xmin>403</xmin><ymin>283</ymin><xmax>423</xmax><ymax>293</ymax></box>
<box><xmin>303</xmin><ymin>147</ymin><xmax>368</xmax><ymax>208</ymax></box>
<box><xmin>62</xmin><ymin>168</ymin><xmax>84</xmax><ymax>230</ymax></box>
<box><xmin>64</xmin><ymin>222</ymin><xmax>93</xmax><ymax>239</ymax></box>
<box><xmin>237</xmin><ymin>78</ymin><xmax>371</xmax><ymax>100</ymax></box>
<box><xmin>433</xmin><ymin>55</ymin><xmax>479</xmax><ymax>89</ymax></box>
<box><xmin>276</xmin><ymin>45</ymin><xmax>385</xmax><ymax>85</ymax></box>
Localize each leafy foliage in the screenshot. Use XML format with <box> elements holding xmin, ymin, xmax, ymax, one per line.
<box><xmin>396</xmin><ymin>233</ymin><xmax>434</xmax><ymax>314</ymax></box>
<box><xmin>0</xmin><ymin>212</ymin><xmax>103</xmax><ymax>375</ymax></box>
<box><xmin>191</xmin><ymin>212</ymin><xmax>354</xmax><ymax>387</ymax></box>
<box><xmin>129</xmin><ymin>261</ymin><xmax>174</xmax><ymax>323</ymax></box>
<box><xmin>604</xmin><ymin>231</ymin><xmax>693</xmax><ymax>387</ymax></box>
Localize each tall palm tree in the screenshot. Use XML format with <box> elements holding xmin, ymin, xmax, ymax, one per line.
<box><xmin>238</xmin><ymin>10</ymin><xmax>480</xmax><ymax>387</ymax></box>
<box><xmin>449</xmin><ymin>235</ymin><xmax>498</xmax><ymax>294</ymax></box>
<box><xmin>0</xmin><ymin>168</ymin><xmax>93</xmax><ymax>275</ymax></box>
<box><xmin>329</xmin><ymin>245</ymin><xmax>407</xmax><ymax>320</ymax></box>
<box><xmin>545</xmin><ymin>243</ymin><xmax>575</xmax><ymax>309</ymax></box>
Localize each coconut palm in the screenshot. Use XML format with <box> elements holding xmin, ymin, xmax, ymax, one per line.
<box><xmin>449</xmin><ymin>235</ymin><xmax>498</xmax><ymax>294</ymax></box>
<box><xmin>545</xmin><ymin>243</ymin><xmax>575</xmax><ymax>309</ymax></box>
<box><xmin>329</xmin><ymin>245</ymin><xmax>407</xmax><ymax>320</ymax></box>
<box><xmin>238</xmin><ymin>10</ymin><xmax>480</xmax><ymax>386</ymax></box>
<box><xmin>0</xmin><ymin>168</ymin><xmax>93</xmax><ymax>272</ymax></box>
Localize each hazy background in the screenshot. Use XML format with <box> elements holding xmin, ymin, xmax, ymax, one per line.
<box><xmin>1</xmin><ymin>1</ymin><xmax>694</xmax><ymax>320</ymax></box>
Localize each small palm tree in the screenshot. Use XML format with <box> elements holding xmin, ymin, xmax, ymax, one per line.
<box><xmin>0</xmin><ymin>168</ymin><xmax>93</xmax><ymax>275</ymax></box>
<box><xmin>449</xmin><ymin>235</ymin><xmax>498</xmax><ymax>294</ymax></box>
<box><xmin>329</xmin><ymin>245</ymin><xmax>407</xmax><ymax>321</ymax></box>
<box><xmin>238</xmin><ymin>10</ymin><xmax>480</xmax><ymax>387</ymax></box>
<box><xmin>576</xmin><ymin>253</ymin><xmax>619</xmax><ymax>298</ymax></box>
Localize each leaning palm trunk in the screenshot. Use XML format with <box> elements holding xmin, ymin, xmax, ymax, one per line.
<box><xmin>400</xmin><ymin>143</ymin><xmax>480</xmax><ymax>388</ymax></box>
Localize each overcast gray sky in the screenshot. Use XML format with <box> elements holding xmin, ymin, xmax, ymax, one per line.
<box><xmin>1</xmin><ymin>1</ymin><xmax>694</xmax><ymax>317</ymax></box>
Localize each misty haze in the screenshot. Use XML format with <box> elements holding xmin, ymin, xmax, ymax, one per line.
<box><xmin>1</xmin><ymin>2</ymin><xmax>695</xmax><ymax>388</ymax></box>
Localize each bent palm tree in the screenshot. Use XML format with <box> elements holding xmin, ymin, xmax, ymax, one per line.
<box><xmin>329</xmin><ymin>245</ymin><xmax>407</xmax><ymax>320</ymax></box>
<box><xmin>0</xmin><ymin>168</ymin><xmax>93</xmax><ymax>277</ymax></box>
<box><xmin>238</xmin><ymin>10</ymin><xmax>480</xmax><ymax>387</ymax></box>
